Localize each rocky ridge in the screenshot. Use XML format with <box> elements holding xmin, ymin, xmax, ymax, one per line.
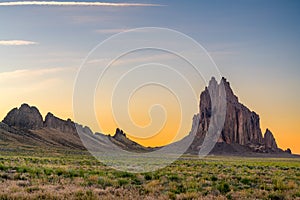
<box><xmin>1</xmin><ymin>104</ymin><xmax>148</xmax><ymax>152</ymax></box>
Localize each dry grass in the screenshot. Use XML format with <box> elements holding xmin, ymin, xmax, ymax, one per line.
<box><xmin>0</xmin><ymin>152</ymin><xmax>300</xmax><ymax>199</ymax></box>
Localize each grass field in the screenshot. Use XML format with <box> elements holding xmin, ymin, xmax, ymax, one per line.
<box><xmin>0</xmin><ymin>150</ymin><xmax>299</xmax><ymax>200</ymax></box>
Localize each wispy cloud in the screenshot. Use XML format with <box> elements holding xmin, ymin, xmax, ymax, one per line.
<box><xmin>0</xmin><ymin>67</ymin><xmax>69</xmax><ymax>81</ymax></box>
<box><xmin>0</xmin><ymin>67</ymin><xmax>76</xmax><ymax>94</ymax></box>
<box><xmin>0</xmin><ymin>40</ymin><xmax>38</xmax><ymax>46</ymax></box>
<box><xmin>95</xmin><ymin>28</ymin><xmax>129</xmax><ymax>34</ymax></box>
<box><xmin>94</xmin><ymin>28</ymin><xmax>159</xmax><ymax>34</ymax></box>
<box><xmin>0</xmin><ymin>1</ymin><xmax>162</xmax><ymax>7</ymax></box>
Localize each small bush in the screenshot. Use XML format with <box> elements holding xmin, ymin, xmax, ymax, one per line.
<box><xmin>241</xmin><ymin>177</ymin><xmax>251</xmax><ymax>185</ymax></box>
<box><xmin>211</xmin><ymin>176</ymin><xmax>218</xmax><ymax>181</ymax></box>
<box><xmin>26</xmin><ymin>186</ymin><xmax>39</xmax><ymax>193</ymax></box>
<box><xmin>118</xmin><ymin>178</ymin><xmax>129</xmax><ymax>187</ymax></box>
<box><xmin>269</xmin><ymin>192</ymin><xmax>285</xmax><ymax>200</ymax></box>
<box><xmin>97</xmin><ymin>177</ymin><xmax>113</xmax><ymax>188</ymax></box>
<box><xmin>168</xmin><ymin>174</ymin><xmax>179</xmax><ymax>182</ymax></box>
<box><xmin>273</xmin><ymin>178</ymin><xmax>285</xmax><ymax>191</ymax></box>
<box><xmin>217</xmin><ymin>182</ymin><xmax>230</xmax><ymax>194</ymax></box>
<box><xmin>144</xmin><ymin>173</ymin><xmax>152</xmax><ymax>181</ymax></box>
<box><xmin>114</xmin><ymin>171</ymin><xmax>134</xmax><ymax>178</ymax></box>
<box><xmin>171</xmin><ymin>184</ymin><xmax>186</xmax><ymax>194</ymax></box>
<box><xmin>56</xmin><ymin>168</ymin><xmax>64</xmax><ymax>176</ymax></box>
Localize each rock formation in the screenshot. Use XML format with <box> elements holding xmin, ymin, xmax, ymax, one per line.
<box><xmin>1</xmin><ymin>104</ymin><xmax>153</xmax><ymax>152</ymax></box>
<box><xmin>264</xmin><ymin>129</ymin><xmax>278</xmax><ymax>150</ymax></box>
<box><xmin>110</xmin><ymin>128</ymin><xmax>151</xmax><ymax>152</ymax></box>
<box><xmin>2</xmin><ymin>105</ymin><xmax>78</xmax><ymax>133</ymax></box>
<box><xmin>1</xmin><ymin>85</ymin><xmax>293</xmax><ymax>155</ymax></box>
<box><xmin>2</xmin><ymin>104</ymin><xmax>43</xmax><ymax>130</ymax></box>
<box><xmin>188</xmin><ymin>77</ymin><xmax>288</xmax><ymax>154</ymax></box>
<box><xmin>44</xmin><ymin>112</ymin><xmax>76</xmax><ymax>133</ymax></box>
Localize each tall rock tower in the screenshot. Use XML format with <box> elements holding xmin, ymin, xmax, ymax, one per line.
<box><xmin>188</xmin><ymin>77</ymin><xmax>283</xmax><ymax>154</ymax></box>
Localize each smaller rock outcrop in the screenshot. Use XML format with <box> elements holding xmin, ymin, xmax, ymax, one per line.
<box><xmin>110</xmin><ymin>128</ymin><xmax>151</xmax><ymax>152</ymax></box>
<box><xmin>44</xmin><ymin>112</ymin><xmax>76</xmax><ymax>133</ymax></box>
<box><xmin>285</xmin><ymin>148</ymin><xmax>292</xmax><ymax>154</ymax></box>
<box><xmin>263</xmin><ymin>129</ymin><xmax>278</xmax><ymax>150</ymax></box>
<box><xmin>113</xmin><ymin>128</ymin><xmax>126</xmax><ymax>140</ymax></box>
<box><xmin>2</xmin><ymin>104</ymin><xmax>43</xmax><ymax>130</ymax></box>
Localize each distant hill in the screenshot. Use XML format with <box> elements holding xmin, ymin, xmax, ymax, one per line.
<box><xmin>0</xmin><ymin>103</ymin><xmax>150</xmax><ymax>153</ymax></box>
<box><xmin>0</xmin><ymin>77</ymin><xmax>295</xmax><ymax>157</ymax></box>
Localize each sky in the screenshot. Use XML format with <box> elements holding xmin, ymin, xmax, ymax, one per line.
<box><xmin>0</xmin><ymin>0</ymin><xmax>299</xmax><ymax>153</ymax></box>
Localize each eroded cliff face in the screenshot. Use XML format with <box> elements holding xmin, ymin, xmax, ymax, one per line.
<box><xmin>189</xmin><ymin>77</ymin><xmax>283</xmax><ymax>153</ymax></box>
<box><xmin>44</xmin><ymin>112</ymin><xmax>76</xmax><ymax>133</ymax></box>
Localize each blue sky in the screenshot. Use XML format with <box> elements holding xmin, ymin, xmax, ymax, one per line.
<box><xmin>0</xmin><ymin>0</ymin><xmax>299</xmax><ymax>152</ymax></box>
<box><xmin>1</xmin><ymin>0</ymin><xmax>300</xmax><ymax>74</ymax></box>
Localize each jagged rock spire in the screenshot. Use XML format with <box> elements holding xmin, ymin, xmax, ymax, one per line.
<box><xmin>264</xmin><ymin>128</ymin><xmax>278</xmax><ymax>149</ymax></box>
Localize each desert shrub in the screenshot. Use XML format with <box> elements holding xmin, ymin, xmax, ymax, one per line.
<box><xmin>55</xmin><ymin>168</ymin><xmax>64</xmax><ymax>176</ymax></box>
<box><xmin>171</xmin><ymin>184</ymin><xmax>186</xmax><ymax>194</ymax></box>
<box><xmin>43</xmin><ymin>168</ymin><xmax>53</xmax><ymax>176</ymax></box>
<box><xmin>273</xmin><ymin>178</ymin><xmax>285</xmax><ymax>191</ymax></box>
<box><xmin>168</xmin><ymin>192</ymin><xmax>176</xmax><ymax>200</ymax></box>
<box><xmin>294</xmin><ymin>190</ymin><xmax>300</xmax><ymax>197</ymax></box>
<box><xmin>268</xmin><ymin>192</ymin><xmax>285</xmax><ymax>200</ymax></box>
<box><xmin>97</xmin><ymin>177</ymin><xmax>113</xmax><ymax>188</ymax></box>
<box><xmin>217</xmin><ymin>181</ymin><xmax>230</xmax><ymax>194</ymax></box>
<box><xmin>1</xmin><ymin>173</ymin><xmax>11</xmax><ymax>180</ymax></box>
<box><xmin>113</xmin><ymin>171</ymin><xmax>134</xmax><ymax>178</ymax></box>
<box><xmin>66</xmin><ymin>169</ymin><xmax>79</xmax><ymax>178</ymax></box>
<box><xmin>131</xmin><ymin>176</ymin><xmax>142</xmax><ymax>185</ymax></box>
<box><xmin>75</xmin><ymin>190</ymin><xmax>97</xmax><ymax>200</ymax></box>
<box><xmin>241</xmin><ymin>177</ymin><xmax>251</xmax><ymax>185</ymax></box>
<box><xmin>26</xmin><ymin>186</ymin><xmax>40</xmax><ymax>193</ymax></box>
<box><xmin>168</xmin><ymin>174</ymin><xmax>180</xmax><ymax>182</ymax></box>
<box><xmin>118</xmin><ymin>178</ymin><xmax>130</xmax><ymax>187</ymax></box>
<box><xmin>211</xmin><ymin>175</ymin><xmax>218</xmax><ymax>181</ymax></box>
<box><xmin>226</xmin><ymin>193</ymin><xmax>233</xmax><ymax>200</ymax></box>
<box><xmin>144</xmin><ymin>173</ymin><xmax>152</xmax><ymax>181</ymax></box>
<box><xmin>0</xmin><ymin>164</ymin><xmax>7</xmax><ymax>171</ymax></box>
<box><xmin>16</xmin><ymin>166</ymin><xmax>28</xmax><ymax>173</ymax></box>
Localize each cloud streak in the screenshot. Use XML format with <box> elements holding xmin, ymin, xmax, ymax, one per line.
<box><xmin>0</xmin><ymin>67</ymin><xmax>69</xmax><ymax>81</ymax></box>
<box><xmin>95</xmin><ymin>28</ymin><xmax>129</xmax><ymax>34</ymax></box>
<box><xmin>0</xmin><ymin>1</ymin><xmax>162</xmax><ymax>7</ymax></box>
<box><xmin>0</xmin><ymin>40</ymin><xmax>38</xmax><ymax>46</ymax></box>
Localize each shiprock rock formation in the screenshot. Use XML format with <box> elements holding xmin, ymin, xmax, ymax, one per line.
<box><xmin>187</xmin><ymin>77</ymin><xmax>291</xmax><ymax>155</ymax></box>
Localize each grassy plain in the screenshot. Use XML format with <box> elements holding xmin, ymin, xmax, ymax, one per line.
<box><xmin>0</xmin><ymin>150</ymin><xmax>299</xmax><ymax>200</ymax></box>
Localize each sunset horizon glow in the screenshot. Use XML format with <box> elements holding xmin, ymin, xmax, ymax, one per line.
<box><xmin>0</xmin><ymin>0</ymin><xmax>299</xmax><ymax>154</ymax></box>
